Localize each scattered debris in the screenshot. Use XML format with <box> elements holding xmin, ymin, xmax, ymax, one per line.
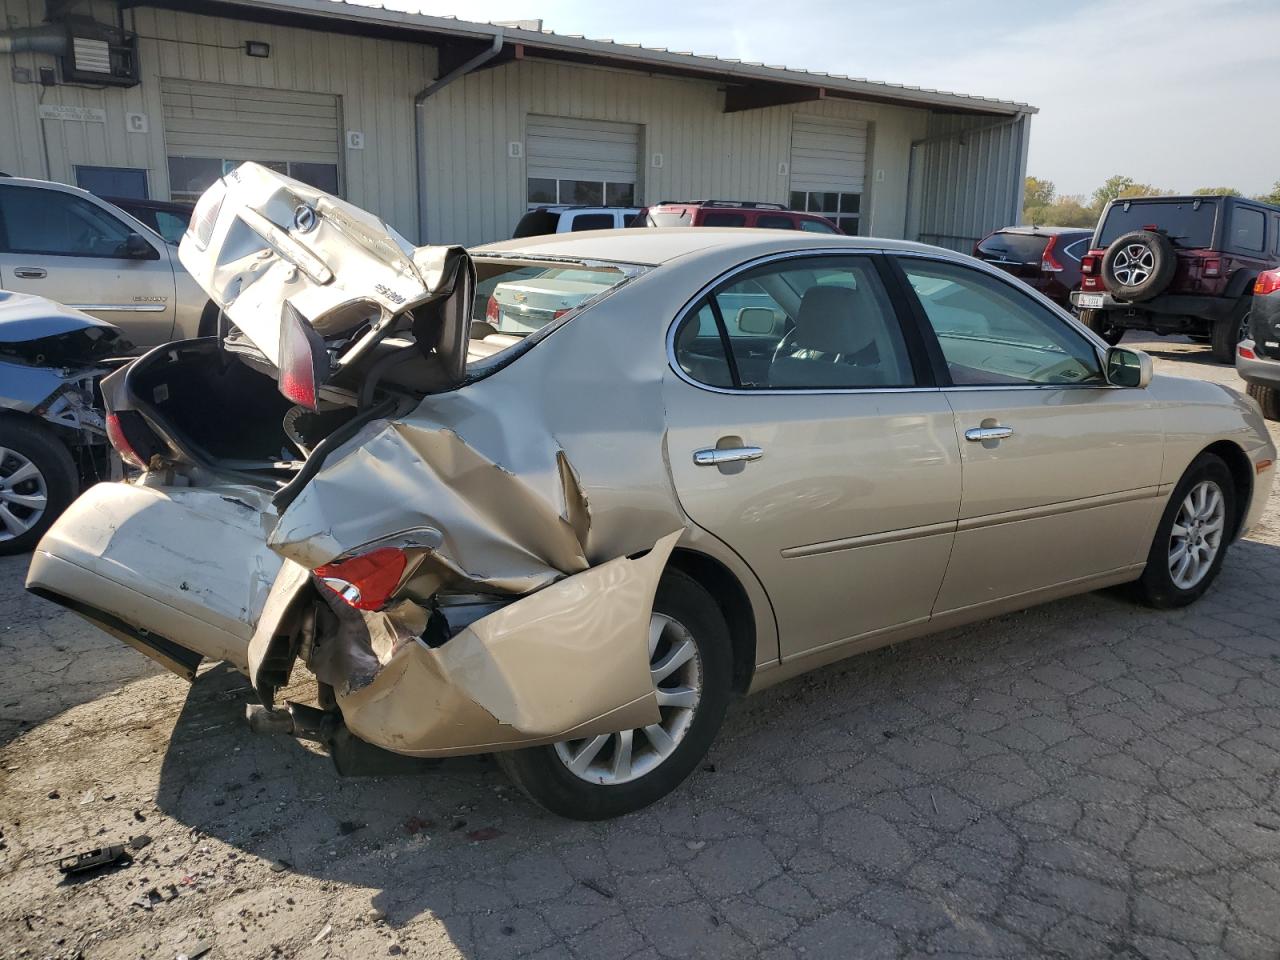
<box><xmin>268</xmin><ymin>858</ymin><xmax>291</xmax><ymax>873</ymax></box>
<box><xmin>133</xmin><ymin>809</ymin><xmax>147</xmax><ymax>822</ymax></box>
<box><xmin>311</xmin><ymin>922</ymin><xmax>333</xmax><ymax>944</ymax></box>
<box><xmin>338</xmin><ymin>820</ymin><xmax>365</xmax><ymax>835</ymax></box>
<box><xmin>79</xmin><ymin>790</ymin><xmax>96</xmax><ymax>805</ymax></box>
<box><xmin>57</xmin><ymin>844</ymin><xmax>132</xmax><ymax>876</ymax></box>
<box><xmin>47</xmin><ymin>790</ymin><xmax>60</xmax><ymax>800</ymax></box>
<box><xmin>500</xmin><ymin>924</ymin><xmax>516</xmax><ymax>936</ymax></box>
<box><xmin>130</xmin><ymin>834</ymin><xmax>153</xmax><ymax>851</ymax></box>
<box><xmin>702</xmin><ymin>763</ymin><xmax>717</xmax><ymax>773</ymax></box>
<box><xmin>581</xmin><ymin>878</ymin><xmax>614</xmax><ymax>900</ymax></box>
<box><xmin>449</xmin><ymin>819</ymin><xmax>467</xmax><ymax>832</ymax></box>
<box><xmin>131</xmin><ymin>885</ymin><xmax>177</xmax><ymax>911</ymax></box>
<box><xmin>931</xmin><ymin>792</ymin><xmax>939</xmax><ymax>816</ymax></box>
<box><xmin>403</xmin><ymin>816</ymin><xmax>434</xmax><ymax>836</ymax></box>
<box><xmin>685</xmin><ymin>840</ymin><xmax>706</xmax><ymax>852</ymax></box>
<box><xmin>466</xmin><ymin>826</ymin><xmax>502</xmax><ymax>842</ymax></box>
<box><xmin>176</xmin><ymin>941</ymin><xmax>211</xmax><ymax>960</ymax></box>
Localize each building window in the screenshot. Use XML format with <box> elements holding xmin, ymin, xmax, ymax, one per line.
<box><xmin>168</xmin><ymin>157</ymin><xmax>340</xmax><ymax>202</ymax></box>
<box><xmin>527</xmin><ymin>178</ymin><xmax>635</xmax><ymax>209</ymax></box>
<box><xmin>791</xmin><ymin>191</ymin><xmax>860</xmax><ymax>235</ymax></box>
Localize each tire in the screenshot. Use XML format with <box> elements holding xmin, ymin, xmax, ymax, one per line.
<box><xmin>1247</xmin><ymin>382</ymin><xmax>1280</xmax><ymax>421</ymax></box>
<box><xmin>1101</xmin><ymin>230</ymin><xmax>1177</xmax><ymax>302</ymax></box>
<box><xmin>1079</xmin><ymin>308</ymin><xmax>1125</xmax><ymax>346</ymax></box>
<box><xmin>1210</xmin><ymin>298</ymin><xmax>1250</xmax><ymax>364</ymax></box>
<box><xmin>1133</xmin><ymin>453</ymin><xmax>1236</xmax><ymax>608</ymax></box>
<box><xmin>496</xmin><ymin>568</ymin><xmax>732</xmax><ymax>820</ymax></box>
<box><xmin>0</xmin><ymin>416</ymin><xmax>79</xmax><ymax>556</ymax></box>
<box><xmin>1188</xmin><ymin>335</ymin><xmax>1212</xmax><ymax>344</ymax></box>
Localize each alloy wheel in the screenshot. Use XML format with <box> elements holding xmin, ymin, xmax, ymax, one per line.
<box><xmin>1112</xmin><ymin>243</ymin><xmax>1156</xmax><ymax>286</ymax></box>
<box><xmin>553</xmin><ymin>612</ymin><xmax>703</xmax><ymax>785</ymax></box>
<box><xmin>1168</xmin><ymin>480</ymin><xmax>1225</xmax><ymax>590</ymax></box>
<box><xmin>0</xmin><ymin>447</ymin><xmax>48</xmax><ymax>543</ymax></box>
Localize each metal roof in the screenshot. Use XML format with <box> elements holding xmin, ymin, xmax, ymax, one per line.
<box><xmin>140</xmin><ymin>0</ymin><xmax>1037</xmax><ymax>117</ymax></box>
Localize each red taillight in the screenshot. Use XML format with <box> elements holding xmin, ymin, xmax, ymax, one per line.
<box><xmin>314</xmin><ymin>548</ymin><xmax>407</xmax><ymax>611</ymax></box>
<box><xmin>105</xmin><ymin>412</ymin><xmax>146</xmax><ymax>469</ymax></box>
<box><xmin>1040</xmin><ymin>235</ymin><xmax>1064</xmax><ymax>273</ymax></box>
<box><xmin>277</xmin><ymin>302</ymin><xmax>325</xmax><ymax>411</ymax></box>
<box><xmin>1203</xmin><ymin>258</ymin><xmax>1222</xmax><ymax>278</ymax></box>
<box><xmin>1238</xmin><ymin>344</ymin><xmax>1257</xmax><ymax>360</ymax></box>
<box><xmin>1255</xmin><ymin>269</ymin><xmax>1280</xmax><ymax>296</ymax></box>
<box><xmin>486</xmin><ymin>295</ymin><xmax>499</xmax><ymax>323</ymax></box>
<box><xmin>1080</xmin><ymin>253</ymin><xmax>1100</xmax><ymax>276</ymax></box>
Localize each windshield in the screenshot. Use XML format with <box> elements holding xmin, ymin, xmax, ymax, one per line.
<box><xmin>976</xmin><ymin>232</ymin><xmax>1049</xmax><ymax>264</ymax></box>
<box><xmin>1098</xmin><ymin>199</ymin><xmax>1217</xmax><ymax>249</ymax></box>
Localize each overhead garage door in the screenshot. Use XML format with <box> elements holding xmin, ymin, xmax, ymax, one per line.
<box><xmin>525</xmin><ymin>115</ymin><xmax>640</xmax><ymax>208</ymax></box>
<box><xmin>161</xmin><ymin>79</ymin><xmax>341</xmax><ymax>201</ymax></box>
<box><xmin>789</xmin><ymin>117</ymin><xmax>867</xmax><ymax>235</ymax></box>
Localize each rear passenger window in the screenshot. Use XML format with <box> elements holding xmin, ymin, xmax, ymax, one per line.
<box><xmin>898</xmin><ymin>258</ymin><xmax>1104</xmax><ymax>386</ymax></box>
<box><xmin>569</xmin><ymin>214</ymin><xmax>615</xmax><ymax>232</ymax></box>
<box><xmin>757</xmin><ymin>215</ymin><xmax>795</xmax><ymax>230</ymax></box>
<box><xmin>1232</xmin><ymin>208</ymin><xmax>1266</xmax><ymax>252</ymax></box>
<box><xmin>800</xmin><ymin>220</ymin><xmax>839</xmax><ymax>234</ymax></box>
<box><xmin>702</xmin><ymin>212</ymin><xmax>746</xmax><ymax>227</ymax></box>
<box><xmin>672</xmin><ymin>256</ymin><xmax>915</xmax><ymax>390</ymax></box>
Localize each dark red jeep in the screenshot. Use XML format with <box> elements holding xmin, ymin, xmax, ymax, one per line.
<box><xmin>1070</xmin><ymin>195</ymin><xmax>1280</xmax><ymax>362</ymax></box>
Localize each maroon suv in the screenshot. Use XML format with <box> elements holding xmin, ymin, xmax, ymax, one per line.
<box><xmin>973</xmin><ymin>226</ymin><xmax>1092</xmax><ymax>307</ymax></box>
<box><xmin>635</xmin><ymin>200</ymin><xmax>842</xmax><ymax>233</ymax></box>
<box><xmin>1069</xmin><ymin>195</ymin><xmax>1280</xmax><ymax>362</ymax></box>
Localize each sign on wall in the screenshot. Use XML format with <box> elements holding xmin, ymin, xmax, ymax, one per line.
<box><xmin>38</xmin><ymin>104</ymin><xmax>107</xmax><ymax>123</ymax></box>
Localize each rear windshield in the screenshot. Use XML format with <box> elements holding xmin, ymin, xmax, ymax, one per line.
<box><xmin>512</xmin><ymin>209</ymin><xmax>561</xmax><ymax>238</ymax></box>
<box><xmin>1098</xmin><ymin>199</ymin><xmax>1217</xmax><ymax>249</ymax></box>
<box><xmin>468</xmin><ymin>258</ymin><xmax>645</xmax><ymax>367</ymax></box>
<box><xmin>645</xmin><ymin>210</ymin><xmax>690</xmax><ymax>227</ymax></box>
<box><xmin>976</xmin><ymin>232</ymin><xmax>1049</xmax><ymax>264</ymax></box>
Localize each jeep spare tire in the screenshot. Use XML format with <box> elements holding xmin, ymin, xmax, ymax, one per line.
<box><xmin>1101</xmin><ymin>230</ymin><xmax>1177</xmax><ymax>302</ymax></box>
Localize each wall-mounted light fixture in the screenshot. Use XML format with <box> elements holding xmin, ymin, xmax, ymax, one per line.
<box><xmin>244</xmin><ymin>40</ymin><xmax>271</xmax><ymax>58</ymax></box>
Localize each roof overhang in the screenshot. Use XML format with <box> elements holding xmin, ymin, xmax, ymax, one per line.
<box><xmin>122</xmin><ymin>0</ymin><xmax>1036</xmax><ymax>118</ymax></box>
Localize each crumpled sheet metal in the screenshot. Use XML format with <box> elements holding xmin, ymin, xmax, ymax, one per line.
<box><xmin>178</xmin><ymin>162</ymin><xmax>467</xmax><ymax>368</ymax></box>
<box><xmin>335</xmin><ymin>531</ymin><xmax>679</xmax><ymax>756</ymax></box>
<box><xmin>269</xmin><ymin>417</ymin><xmax>593</xmax><ymax>595</ymax></box>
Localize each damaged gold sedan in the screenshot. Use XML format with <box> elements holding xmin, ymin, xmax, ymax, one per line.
<box><xmin>26</xmin><ymin>164</ymin><xmax>1277</xmax><ymax>819</ymax></box>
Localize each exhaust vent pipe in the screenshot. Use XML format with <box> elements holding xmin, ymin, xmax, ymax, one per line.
<box><xmin>0</xmin><ymin>24</ymin><xmax>68</xmax><ymax>57</ymax></box>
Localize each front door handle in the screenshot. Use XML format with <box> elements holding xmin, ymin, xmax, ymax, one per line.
<box><xmin>693</xmin><ymin>446</ymin><xmax>764</xmax><ymax>466</ymax></box>
<box><xmin>13</xmin><ymin>267</ymin><xmax>47</xmax><ymax>279</ymax></box>
<box><xmin>965</xmin><ymin>426</ymin><xmax>1014</xmax><ymax>442</ymax></box>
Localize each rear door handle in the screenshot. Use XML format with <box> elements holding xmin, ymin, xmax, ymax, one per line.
<box><xmin>965</xmin><ymin>426</ymin><xmax>1014</xmax><ymax>442</ymax></box>
<box><xmin>13</xmin><ymin>267</ymin><xmax>47</xmax><ymax>279</ymax></box>
<box><xmin>693</xmin><ymin>446</ymin><xmax>764</xmax><ymax>466</ymax></box>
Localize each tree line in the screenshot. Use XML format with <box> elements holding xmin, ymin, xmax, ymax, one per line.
<box><xmin>1022</xmin><ymin>176</ymin><xmax>1280</xmax><ymax>228</ymax></box>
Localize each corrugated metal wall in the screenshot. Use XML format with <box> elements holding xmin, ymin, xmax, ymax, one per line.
<box><xmin>421</xmin><ymin>58</ymin><xmax>930</xmax><ymax>246</ymax></box>
<box><xmin>0</xmin><ymin>0</ymin><xmax>434</xmax><ymax>238</ymax></box>
<box><xmin>911</xmin><ymin>112</ymin><xmax>1031</xmax><ymax>252</ymax></box>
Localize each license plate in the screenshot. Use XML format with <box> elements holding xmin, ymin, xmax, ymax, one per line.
<box><xmin>1076</xmin><ymin>293</ymin><xmax>1105</xmax><ymax>309</ymax></box>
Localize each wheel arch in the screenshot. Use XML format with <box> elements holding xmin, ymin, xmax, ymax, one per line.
<box><xmin>197</xmin><ymin>300</ymin><xmax>221</xmax><ymax>338</ymax></box>
<box><xmin>1225</xmin><ymin>270</ymin><xmax>1260</xmax><ymax>301</ymax></box>
<box><xmin>666</xmin><ymin>547</ymin><xmax>757</xmax><ymax>695</ymax></box>
<box><xmin>1201</xmin><ymin>439</ymin><xmax>1253</xmax><ymax>539</ymax></box>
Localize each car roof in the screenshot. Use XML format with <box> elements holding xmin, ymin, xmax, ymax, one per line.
<box><xmin>0</xmin><ymin>176</ymin><xmax>94</xmax><ymax>198</ymax></box>
<box><xmin>996</xmin><ymin>225</ymin><xmax>1092</xmax><ymax>236</ymax></box>
<box><xmin>476</xmin><ymin>227</ymin><xmax>948</xmax><ymax>267</ymax></box>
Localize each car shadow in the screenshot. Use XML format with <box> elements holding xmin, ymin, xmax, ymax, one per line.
<box><xmin>147</xmin><ymin>533</ymin><xmax>1280</xmax><ymax>956</ymax></box>
<box><xmin>0</xmin><ymin>555</ymin><xmax>164</xmax><ymax>749</ymax></box>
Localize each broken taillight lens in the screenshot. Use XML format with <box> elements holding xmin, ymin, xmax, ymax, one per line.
<box><xmin>105</xmin><ymin>412</ymin><xmax>146</xmax><ymax>469</ymax></box>
<box><xmin>486</xmin><ymin>295</ymin><xmax>500</xmax><ymax>323</ymax></box>
<box><xmin>278</xmin><ymin>302</ymin><xmax>327</xmax><ymax>411</ymax></box>
<box><xmin>314</xmin><ymin>548</ymin><xmax>407</xmax><ymax>611</ymax></box>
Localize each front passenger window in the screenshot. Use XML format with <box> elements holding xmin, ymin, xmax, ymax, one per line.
<box><xmin>899</xmin><ymin>258</ymin><xmax>1105</xmax><ymax>386</ymax></box>
<box><xmin>0</xmin><ymin>186</ymin><xmax>135</xmax><ymax>257</ymax></box>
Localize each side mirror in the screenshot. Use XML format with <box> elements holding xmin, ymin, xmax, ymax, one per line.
<box><xmin>1105</xmin><ymin>346</ymin><xmax>1153</xmax><ymax>388</ymax></box>
<box><xmin>119</xmin><ymin>232</ymin><xmax>158</xmax><ymax>260</ymax></box>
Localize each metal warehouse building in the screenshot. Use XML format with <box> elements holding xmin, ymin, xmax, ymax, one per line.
<box><xmin>0</xmin><ymin>0</ymin><xmax>1036</xmax><ymax>249</ymax></box>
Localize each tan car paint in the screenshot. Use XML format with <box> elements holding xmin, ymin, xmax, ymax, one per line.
<box><xmin>23</xmin><ymin>168</ymin><xmax>1279</xmax><ymax>764</ymax></box>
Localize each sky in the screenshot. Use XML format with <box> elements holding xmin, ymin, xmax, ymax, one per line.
<box><xmin>349</xmin><ymin>0</ymin><xmax>1280</xmax><ymax>201</ymax></box>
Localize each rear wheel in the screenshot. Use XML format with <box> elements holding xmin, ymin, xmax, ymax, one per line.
<box><xmin>496</xmin><ymin>569</ymin><xmax>732</xmax><ymax>820</ymax></box>
<box><xmin>0</xmin><ymin>417</ymin><xmax>79</xmax><ymax>556</ymax></box>
<box><xmin>1247</xmin><ymin>382</ymin><xmax>1280</xmax><ymax>421</ymax></box>
<box><xmin>1079</xmin><ymin>308</ymin><xmax>1124</xmax><ymax>345</ymax></box>
<box><xmin>1210</xmin><ymin>299</ymin><xmax>1250</xmax><ymax>364</ymax></box>
<box><xmin>1134</xmin><ymin>453</ymin><xmax>1235</xmax><ymax>608</ymax></box>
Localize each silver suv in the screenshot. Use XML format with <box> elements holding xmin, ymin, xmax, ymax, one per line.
<box><xmin>0</xmin><ymin>177</ymin><xmax>213</xmax><ymax>349</ymax></box>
